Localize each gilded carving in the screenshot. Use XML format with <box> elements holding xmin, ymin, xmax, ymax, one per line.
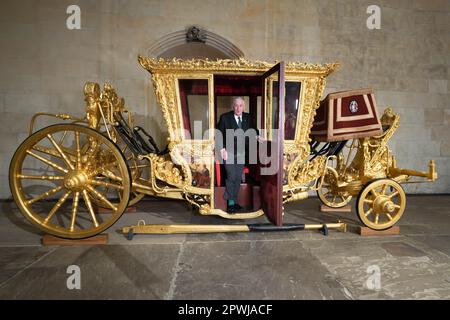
<box><xmin>139</xmin><ymin>56</ymin><xmax>338</xmax><ymax>76</ymax></box>
<box><xmin>288</xmin><ymin>155</ymin><xmax>327</xmax><ymax>187</ymax></box>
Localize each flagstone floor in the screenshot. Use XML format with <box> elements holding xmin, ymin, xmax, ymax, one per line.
<box><xmin>1</xmin><ymin>195</ymin><xmax>450</xmax><ymax>299</ymax></box>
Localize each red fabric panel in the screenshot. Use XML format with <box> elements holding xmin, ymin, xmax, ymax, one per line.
<box><xmin>214</xmin><ymin>75</ymin><xmax>262</xmax><ymax>96</ymax></box>
<box><xmin>215</xmin><ymin>160</ymin><xmax>221</xmax><ymax>187</ymax></box>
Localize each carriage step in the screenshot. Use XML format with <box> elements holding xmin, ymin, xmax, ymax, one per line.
<box><xmin>42</xmin><ymin>234</ymin><xmax>108</xmax><ymax>246</ymax></box>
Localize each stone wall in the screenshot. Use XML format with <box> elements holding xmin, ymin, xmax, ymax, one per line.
<box><xmin>0</xmin><ymin>0</ymin><xmax>449</xmax><ymax>198</ymax></box>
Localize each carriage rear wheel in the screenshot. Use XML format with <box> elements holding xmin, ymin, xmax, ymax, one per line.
<box><xmin>317</xmin><ymin>167</ymin><xmax>352</xmax><ymax>208</ymax></box>
<box><xmin>356</xmin><ymin>178</ymin><xmax>406</xmax><ymax>230</ymax></box>
<box><xmin>9</xmin><ymin>124</ymin><xmax>131</xmax><ymax>239</ymax></box>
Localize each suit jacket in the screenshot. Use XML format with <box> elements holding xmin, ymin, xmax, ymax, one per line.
<box><xmin>217</xmin><ymin>111</ymin><xmax>258</xmax><ymax>161</ymax></box>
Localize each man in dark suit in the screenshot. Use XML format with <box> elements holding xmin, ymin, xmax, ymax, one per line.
<box><xmin>217</xmin><ymin>97</ymin><xmax>258</xmax><ymax>214</ymax></box>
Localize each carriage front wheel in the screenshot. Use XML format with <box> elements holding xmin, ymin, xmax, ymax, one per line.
<box><xmin>356</xmin><ymin>178</ymin><xmax>406</xmax><ymax>230</ymax></box>
<box><xmin>9</xmin><ymin>124</ymin><xmax>131</xmax><ymax>239</ymax></box>
<box><xmin>317</xmin><ymin>166</ymin><xmax>352</xmax><ymax>208</ymax></box>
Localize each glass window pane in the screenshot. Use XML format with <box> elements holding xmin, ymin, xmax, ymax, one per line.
<box><xmin>271</xmin><ymin>75</ymin><xmax>280</xmax><ymax>130</ymax></box>
<box><xmin>285</xmin><ymin>81</ymin><xmax>301</xmax><ymax>140</ymax></box>
<box><xmin>178</xmin><ymin>79</ymin><xmax>209</xmax><ymax>139</ymax></box>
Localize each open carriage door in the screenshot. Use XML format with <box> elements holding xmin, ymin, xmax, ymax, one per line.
<box><xmin>260</xmin><ymin>62</ymin><xmax>285</xmax><ymax>226</ymax></box>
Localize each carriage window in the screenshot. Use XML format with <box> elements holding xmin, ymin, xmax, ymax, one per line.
<box><xmin>285</xmin><ymin>81</ymin><xmax>301</xmax><ymax>140</ymax></box>
<box><xmin>178</xmin><ymin>79</ymin><xmax>210</xmax><ymax>139</ymax></box>
<box><xmin>269</xmin><ymin>81</ymin><xmax>300</xmax><ymax>139</ymax></box>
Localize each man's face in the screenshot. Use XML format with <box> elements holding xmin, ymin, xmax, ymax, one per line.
<box><xmin>232</xmin><ymin>99</ymin><xmax>245</xmax><ymax>116</ymax></box>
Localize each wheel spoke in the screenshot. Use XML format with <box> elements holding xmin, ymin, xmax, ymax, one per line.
<box><xmin>70</xmin><ymin>192</ymin><xmax>80</xmax><ymax>231</ymax></box>
<box><xmin>332</xmin><ymin>195</ymin><xmax>337</xmax><ymax>204</ymax></box>
<box><xmin>380</xmin><ymin>184</ymin><xmax>387</xmax><ymax>195</ymax></box>
<box><xmin>364</xmin><ymin>208</ymin><xmax>373</xmax><ymax>217</ymax></box>
<box><xmin>47</xmin><ymin>134</ymin><xmax>74</xmax><ymax>170</ymax></box>
<box><xmin>17</xmin><ymin>174</ymin><xmax>64</xmax><ymax>181</ymax></box>
<box><xmin>101</xmin><ymin>169</ymin><xmax>123</xmax><ymax>183</ymax></box>
<box><xmin>370</xmin><ymin>189</ymin><xmax>379</xmax><ymax>197</ymax></box>
<box><xmin>115</xmin><ymin>188</ymin><xmax>122</xmax><ymax>201</ymax></box>
<box><xmin>75</xmin><ymin>131</ymin><xmax>81</xmax><ymax>170</ymax></box>
<box><xmin>391</xmin><ymin>204</ymin><xmax>401</xmax><ymax>210</ymax></box>
<box><xmin>86</xmin><ymin>185</ymin><xmax>117</xmax><ymax>211</ymax></box>
<box><xmin>386</xmin><ymin>213</ymin><xmax>393</xmax><ymax>221</ymax></box>
<box><xmin>26</xmin><ymin>150</ymin><xmax>68</xmax><ymax>173</ymax></box>
<box><xmin>43</xmin><ymin>190</ymin><xmax>71</xmax><ymax>224</ymax></box>
<box><xmin>32</xmin><ymin>145</ymin><xmax>61</xmax><ymax>158</ymax></box>
<box><xmin>364</xmin><ymin>199</ymin><xmax>374</xmax><ymax>205</ymax></box>
<box><xmin>82</xmin><ymin>190</ymin><xmax>99</xmax><ymax>228</ymax></box>
<box><xmin>89</xmin><ymin>179</ymin><xmax>124</xmax><ymax>190</ymax></box>
<box><xmin>388</xmin><ymin>191</ymin><xmax>399</xmax><ymax>199</ymax></box>
<box><xmin>374</xmin><ymin>213</ymin><xmax>380</xmax><ymax>224</ymax></box>
<box><xmin>58</xmin><ymin>130</ymin><xmax>69</xmax><ymax>147</ymax></box>
<box><xmin>83</xmin><ymin>140</ymin><xmax>101</xmax><ymax>167</ymax></box>
<box><xmin>25</xmin><ymin>185</ymin><xmax>64</xmax><ymax>205</ymax></box>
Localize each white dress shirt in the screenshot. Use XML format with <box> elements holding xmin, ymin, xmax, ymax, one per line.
<box><xmin>234</xmin><ymin>114</ymin><xmax>242</xmax><ymax>126</ymax></box>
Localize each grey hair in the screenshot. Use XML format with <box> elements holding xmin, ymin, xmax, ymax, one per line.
<box><xmin>231</xmin><ymin>96</ymin><xmax>245</xmax><ymax>108</ymax></box>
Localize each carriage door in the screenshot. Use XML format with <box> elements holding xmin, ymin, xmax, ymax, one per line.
<box><xmin>260</xmin><ymin>62</ymin><xmax>285</xmax><ymax>226</ymax></box>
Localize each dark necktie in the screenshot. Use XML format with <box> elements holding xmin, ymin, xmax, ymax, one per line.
<box><xmin>237</xmin><ymin>117</ymin><xmax>242</xmax><ymax>128</ymax></box>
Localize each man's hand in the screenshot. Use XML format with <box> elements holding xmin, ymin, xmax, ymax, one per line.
<box><xmin>256</xmin><ymin>135</ymin><xmax>266</xmax><ymax>142</ymax></box>
<box><xmin>220</xmin><ymin>148</ymin><xmax>228</xmax><ymax>161</ymax></box>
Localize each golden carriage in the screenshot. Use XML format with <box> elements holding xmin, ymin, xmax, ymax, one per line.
<box><xmin>9</xmin><ymin>57</ymin><xmax>437</xmax><ymax>239</ymax></box>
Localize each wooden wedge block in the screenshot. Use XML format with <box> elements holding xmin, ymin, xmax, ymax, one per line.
<box><xmin>358</xmin><ymin>226</ymin><xmax>400</xmax><ymax>236</ymax></box>
<box><xmin>42</xmin><ymin>234</ymin><xmax>108</xmax><ymax>246</ymax></box>
<box><xmin>320</xmin><ymin>204</ymin><xmax>352</xmax><ymax>213</ymax></box>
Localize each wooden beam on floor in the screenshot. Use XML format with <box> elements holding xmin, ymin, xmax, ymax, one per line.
<box><xmin>358</xmin><ymin>226</ymin><xmax>400</xmax><ymax>236</ymax></box>
<box><xmin>320</xmin><ymin>204</ymin><xmax>352</xmax><ymax>213</ymax></box>
<box><xmin>42</xmin><ymin>234</ymin><xmax>108</xmax><ymax>246</ymax></box>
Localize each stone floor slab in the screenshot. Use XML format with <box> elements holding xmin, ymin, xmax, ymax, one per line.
<box><xmin>172</xmin><ymin>240</ymin><xmax>349</xmax><ymax>300</ymax></box>
<box><xmin>0</xmin><ymin>244</ymin><xmax>180</xmax><ymax>299</ymax></box>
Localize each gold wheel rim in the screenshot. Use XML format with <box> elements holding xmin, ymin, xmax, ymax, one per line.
<box><xmin>9</xmin><ymin>124</ymin><xmax>131</xmax><ymax>239</ymax></box>
<box><xmin>357</xmin><ymin>179</ymin><xmax>406</xmax><ymax>230</ymax></box>
<box><xmin>318</xmin><ymin>167</ymin><xmax>352</xmax><ymax>208</ymax></box>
